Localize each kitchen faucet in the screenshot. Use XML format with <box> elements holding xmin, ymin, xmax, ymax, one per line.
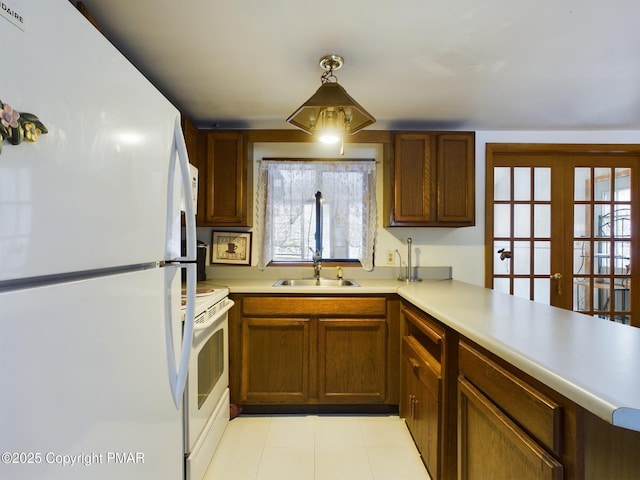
<box><xmin>312</xmin><ymin>249</ymin><xmax>322</xmax><ymax>280</ymax></box>
<box><xmin>312</xmin><ymin>191</ymin><xmax>323</xmax><ymax>280</ymax></box>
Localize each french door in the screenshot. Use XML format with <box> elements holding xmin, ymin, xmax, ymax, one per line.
<box><xmin>485</xmin><ymin>144</ymin><xmax>640</xmax><ymax>327</ymax></box>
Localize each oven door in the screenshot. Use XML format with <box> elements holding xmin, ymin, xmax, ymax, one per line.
<box><xmin>184</xmin><ymin>298</ymin><xmax>233</xmax><ymax>453</ymax></box>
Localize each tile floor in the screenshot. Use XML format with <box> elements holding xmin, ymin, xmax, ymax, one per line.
<box><xmin>203</xmin><ymin>414</ymin><xmax>430</xmax><ymax>480</ymax></box>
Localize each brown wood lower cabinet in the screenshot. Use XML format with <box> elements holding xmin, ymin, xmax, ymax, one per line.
<box><xmin>229</xmin><ymin>295</ymin><xmax>400</xmax><ymax>408</ymax></box>
<box><xmin>458</xmin><ymin>377</ymin><xmax>563</xmax><ymax>480</ymax></box>
<box><xmin>241</xmin><ymin>317</ymin><xmax>310</xmax><ymax>403</ymax></box>
<box><xmin>401</xmin><ymin>336</ymin><xmax>441</xmax><ymax>478</ymax></box>
<box><xmin>457</xmin><ymin>339</ymin><xmax>640</xmax><ymax>480</ymax></box>
<box><xmin>318</xmin><ymin>318</ymin><xmax>387</xmax><ymax>403</ymax></box>
<box><xmin>400</xmin><ymin>302</ymin><xmax>457</xmax><ymax>480</ymax></box>
<box><xmin>458</xmin><ymin>341</ymin><xmax>565</xmax><ymax>480</ymax></box>
<box><xmin>228</xmin><ymin>295</ymin><xmax>640</xmax><ymax>479</ymax></box>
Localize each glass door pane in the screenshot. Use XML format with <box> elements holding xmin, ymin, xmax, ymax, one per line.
<box><xmin>487</xmin><ymin>145</ymin><xmax>638</xmax><ymax>328</ymax></box>
<box><xmin>488</xmin><ymin>163</ymin><xmax>552</xmax><ymax>303</ymax></box>
<box><xmin>572</xmin><ymin>166</ymin><xmax>632</xmax><ymax>324</ymax></box>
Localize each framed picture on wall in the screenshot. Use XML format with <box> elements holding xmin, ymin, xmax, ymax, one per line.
<box><xmin>211</xmin><ymin>231</ymin><xmax>252</xmax><ymax>265</ymax></box>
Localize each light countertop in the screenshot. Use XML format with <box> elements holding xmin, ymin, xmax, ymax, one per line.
<box><xmin>398</xmin><ymin>280</ymin><xmax>640</xmax><ymax>432</ymax></box>
<box><xmin>201</xmin><ymin>275</ymin><xmax>640</xmax><ymax>432</ymax></box>
<box><xmin>200</xmin><ymin>277</ymin><xmax>400</xmax><ymax>294</ymax></box>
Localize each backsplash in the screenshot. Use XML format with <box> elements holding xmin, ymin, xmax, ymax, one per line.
<box><xmin>204</xmin><ymin>265</ymin><xmax>452</xmax><ymax>282</ymax></box>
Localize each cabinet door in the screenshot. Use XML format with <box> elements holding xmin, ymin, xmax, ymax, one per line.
<box><xmin>436</xmin><ymin>134</ymin><xmax>475</xmax><ymax>225</ymax></box>
<box><xmin>416</xmin><ymin>367</ymin><xmax>440</xmax><ymax>479</ymax></box>
<box><xmin>317</xmin><ymin>319</ymin><xmax>387</xmax><ymax>403</ymax></box>
<box><xmin>390</xmin><ymin>132</ymin><xmax>475</xmax><ymax>227</ymax></box>
<box><xmin>402</xmin><ymin>335</ymin><xmax>442</xmax><ymax>478</ymax></box>
<box><xmin>240</xmin><ymin>317</ymin><xmax>309</xmax><ymax>403</ymax></box>
<box><xmin>458</xmin><ymin>377</ymin><xmax>563</xmax><ymax>480</ymax></box>
<box><xmin>392</xmin><ymin>133</ymin><xmax>435</xmax><ymax>224</ymax></box>
<box><xmin>201</xmin><ymin>131</ymin><xmax>248</xmax><ymax>226</ymax></box>
<box><xmin>400</xmin><ymin>354</ymin><xmax>421</xmax><ymax>441</ymax></box>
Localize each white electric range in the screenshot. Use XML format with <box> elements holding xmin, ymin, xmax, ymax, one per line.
<box><xmin>181</xmin><ymin>286</ymin><xmax>233</xmax><ymax>480</ymax></box>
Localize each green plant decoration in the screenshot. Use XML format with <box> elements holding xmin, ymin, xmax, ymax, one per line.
<box><xmin>0</xmin><ymin>99</ymin><xmax>48</xmax><ymax>155</ymax></box>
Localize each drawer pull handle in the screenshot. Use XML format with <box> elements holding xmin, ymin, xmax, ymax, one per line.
<box><xmin>409</xmin><ymin>357</ymin><xmax>421</xmax><ymax>373</ymax></box>
<box><xmin>409</xmin><ymin>394</ymin><xmax>419</xmax><ymax>420</ymax></box>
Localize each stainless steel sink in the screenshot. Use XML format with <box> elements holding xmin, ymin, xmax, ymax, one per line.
<box><xmin>273</xmin><ymin>278</ymin><xmax>360</xmax><ymax>287</ymax></box>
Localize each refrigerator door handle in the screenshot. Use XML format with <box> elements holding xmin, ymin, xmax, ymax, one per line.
<box><xmin>174</xmin><ymin>263</ymin><xmax>196</xmax><ymax>408</ymax></box>
<box><xmin>166</xmin><ymin>116</ymin><xmax>197</xmax><ymax>407</ymax></box>
<box><xmin>164</xmin><ymin>262</ymin><xmax>196</xmax><ymax>408</ymax></box>
<box><xmin>171</xmin><ymin>116</ymin><xmax>197</xmax><ymax>263</ymax></box>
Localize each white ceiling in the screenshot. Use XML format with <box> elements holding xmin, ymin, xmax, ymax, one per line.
<box><xmin>76</xmin><ymin>0</ymin><xmax>640</xmax><ymax>132</ymax></box>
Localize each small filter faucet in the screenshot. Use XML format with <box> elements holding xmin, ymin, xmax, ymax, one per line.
<box><xmin>406</xmin><ymin>237</ymin><xmax>422</xmax><ymax>283</ymax></box>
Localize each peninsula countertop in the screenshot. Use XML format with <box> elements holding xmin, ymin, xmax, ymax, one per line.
<box><xmin>201</xmin><ymin>275</ymin><xmax>640</xmax><ymax>432</ymax></box>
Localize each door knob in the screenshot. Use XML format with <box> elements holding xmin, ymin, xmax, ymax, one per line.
<box><xmin>550</xmin><ymin>273</ymin><xmax>563</xmax><ymax>294</ymax></box>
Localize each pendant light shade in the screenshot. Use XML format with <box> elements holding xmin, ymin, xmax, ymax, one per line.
<box><xmin>287</xmin><ymin>55</ymin><xmax>375</xmax><ymax>143</ymax></box>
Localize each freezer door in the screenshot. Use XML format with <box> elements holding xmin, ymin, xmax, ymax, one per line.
<box><xmin>0</xmin><ymin>267</ymin><xmax>184</xmax><ymax>480</ymax></box>
<box><xmin>0</xmin><ymin>0</ymin><xmax>185</xmax><ymax>281</ymax></box>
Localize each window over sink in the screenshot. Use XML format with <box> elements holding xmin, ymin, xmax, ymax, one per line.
<box><xmin>254</xmin><ymin>159</ymin><xmax>377</xmax><ymax>270</ymax></box>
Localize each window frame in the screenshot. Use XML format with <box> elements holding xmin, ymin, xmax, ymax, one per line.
<box><xmin>255</xmin><ymin>157</ymin><xmax>377</xmax><ymax>270</ymax></box>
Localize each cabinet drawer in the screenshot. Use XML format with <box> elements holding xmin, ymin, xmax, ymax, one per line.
<box><xmin>403</xmin><ymin>304</ymin><xmax>445</xmax><ymax>346</ymax></box>
<box><xmin>402</xmin><ymin>303</ymin><xmax>446</xmax><ymax>365</ymax></box>
<box><xmin>458</xmin><ymin>377</ymin><xmax>563</xmax><ymax>480</ymax></box>
<box><xmin>459</xmin><ymin>342</ymin><xmax>562</xmax><ymax>456</ymax></box>
<box><xmin>243</xmin><ymin>296</ymin><xmax>386</xmax><ymax>316</ymax></box>
<box><xmin>402</xmin><ymin>335</ymin><xmax>441</xmax><ymax>392</ymax></box>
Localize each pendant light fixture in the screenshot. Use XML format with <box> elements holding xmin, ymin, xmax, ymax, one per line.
<box><xmin>287</xmin><ymin>54</ymin><xmax>375</xmax><ymax>151</ymax></box>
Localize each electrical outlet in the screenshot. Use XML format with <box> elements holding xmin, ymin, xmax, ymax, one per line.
<box><xmin>386</xmin><ymin>250</ymin><xmax>395</xmax><ymax>265</ymax></box>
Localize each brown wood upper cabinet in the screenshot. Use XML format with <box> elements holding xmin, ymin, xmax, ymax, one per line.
<box><xmin>388</xmin><ymin>132</ymin><xmax>475</xmax><ymax>227</ymax></box>
<box><xmin>181</xmin><ymin>119</ymin><xmax>251</xmax><ymax>226</ymax></box>
<box><xmin>201</xmin><ymin>131</ymin><xmax>250</xmax><ymax>226</ymax></box>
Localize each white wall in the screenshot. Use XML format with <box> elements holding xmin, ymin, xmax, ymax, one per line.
<box><xmin>199</xmin><ymin>131</ymin><xmax>640</xmax><ymax>287</ymax></box>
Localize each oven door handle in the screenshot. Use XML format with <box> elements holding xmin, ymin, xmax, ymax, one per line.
<box><xmin>193</xmin><ymin>299</ymin><xmax>235</xmax><ymax>331</ymax></box>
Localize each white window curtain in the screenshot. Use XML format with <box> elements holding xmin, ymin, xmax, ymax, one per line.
<box><xmin>254</xmin><ymin>159</ymin><xmax>377</xmax><ymax>271</ymax></box>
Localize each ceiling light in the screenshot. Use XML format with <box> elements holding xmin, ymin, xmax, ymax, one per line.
<box><xmin>287</xmin><ymin>54</ymin><xmax>375</xmax><ymax>149</ymax></box>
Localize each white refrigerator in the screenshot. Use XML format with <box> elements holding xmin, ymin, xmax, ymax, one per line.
<box><xmin>0</xmin><ymin>1</ymin><xmax>198</xmax><ymax>479</ymax></box>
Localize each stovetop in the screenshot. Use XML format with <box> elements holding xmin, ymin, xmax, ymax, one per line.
<box><xmin>181</xmin><ymin>285</ymin><xmax>229</xmax><ymax>317</ymax></box>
